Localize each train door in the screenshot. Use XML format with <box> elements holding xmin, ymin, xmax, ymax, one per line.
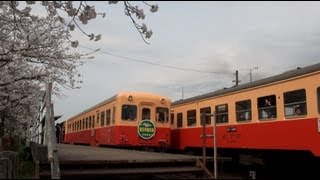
<box><xmin>138</xmin><ymin>105</ymin><xmax>157</xmax><ymax>143</ymax></box>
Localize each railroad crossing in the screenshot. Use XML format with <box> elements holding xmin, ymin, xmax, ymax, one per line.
<box><xmin>34</xmin><ymin>144</ymin><xmax>220</xmax><ymax>179</ymax></box>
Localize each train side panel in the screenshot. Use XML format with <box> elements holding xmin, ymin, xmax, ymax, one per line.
<box><xmin>171</xmin><ymin>118</ymin><xmax>320</xmax><ymax>156</ymax></box>
<box><xmin>170</xmin><ymin>64</ymin><xmax>320</xmax><ymax>157</ymax></box>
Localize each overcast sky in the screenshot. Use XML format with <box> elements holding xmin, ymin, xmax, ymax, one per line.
<box><xmin>52</xmin><ymin>1</ymin><xmax>320</xmax><ymax>123</ymax></box>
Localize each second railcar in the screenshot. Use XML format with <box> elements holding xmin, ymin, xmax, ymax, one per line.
<box><xmin>170</xmin><ymin>63</ymin><xmax>320</xmax><ymax>160</ymax></box>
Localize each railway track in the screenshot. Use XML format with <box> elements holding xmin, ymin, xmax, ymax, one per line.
<box><xmin>36</xmin><ymin>159</ymin><xmax>209</xmax><ymax>179</ymax></box>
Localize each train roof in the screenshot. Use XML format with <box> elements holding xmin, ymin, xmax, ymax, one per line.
<box><xmin>65</xmin><ymin>91</ymin><xmax>170</xmax><ymax>122</ymax></box>
<box><xmin>172</xmin><ymin>62</ymin><xmax>320</xmax><ymax>106</ymax></box>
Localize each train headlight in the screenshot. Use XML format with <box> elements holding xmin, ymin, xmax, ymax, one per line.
<box><xmin>161</xmin><ymin>98</ymin><xmax>165</xmax><ymax>104</ymax></box>
<box><xmin>128</xmin><ymin>95</ymin><xmax>133</xmax><ymax>101</ymax></box>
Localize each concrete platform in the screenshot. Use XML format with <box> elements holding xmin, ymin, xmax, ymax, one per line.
<box><xmin>57</xmin><ymin>143</ymin><xmax>208</xmax><ymax>162</ymax></box>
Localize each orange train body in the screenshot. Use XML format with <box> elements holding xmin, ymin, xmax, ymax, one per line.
<box><xmin>60</xmin><ymin>63</ymin><xmax>320</xmax><ymax>158</ymax></box>
<box><xmin>170</xmin><ymin>63</ymin><xmax>320</xmax><ymax>157</ymax></box>
<box><xmin>63</xmin><ymin>91</ymin><xmax>171</xmax><ymax>149</ymax></box>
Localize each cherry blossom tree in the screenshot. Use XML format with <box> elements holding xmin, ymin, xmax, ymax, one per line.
<box><xmin>23</xmin><ymin>1</ymin><xmax>158</xmax><ymax>45</ymax></box>
<box><xmin>0</xmin><ymin>2</ymin><xmax>84</xmax><ymax>146</ymax></box>
<box><xmin>0</xmin><ymin>1</ymin><xmax>159</xmax><ymax>148</ymax></box>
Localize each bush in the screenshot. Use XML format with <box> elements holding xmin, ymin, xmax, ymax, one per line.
<box><xmin>18</xmin><ymin>160</ymin><xmax>34</xmax><ymax>179</ymax></box>
<box><xmin>17</xmin><ymin>142</ymin><xmax>34</xmax><ymax>178</ymax></box>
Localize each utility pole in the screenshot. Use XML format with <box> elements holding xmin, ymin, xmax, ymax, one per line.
<box><xmin>45</xmin><ymin>81</ymin><xmax>60</xmax><ymax>179</ymax></box>
<box><xmin>200</xmin><ymin>112</ymin><xmax>218</xmax><ymax>179</ymax></box>
<box><xmin>212</xmin><ymin>112</ymin><xmax>217</xmax><ymax>179</ymax></box>
<box><xmin>232</xmin><ymin>70</ymin><xmax>240</xmax><ymax>86</ymax></box>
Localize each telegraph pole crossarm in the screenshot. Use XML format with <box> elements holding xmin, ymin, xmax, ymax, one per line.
<box><xmin>239</xmin><ymin>66</ymin><xmax>258</xmax><ymax>83</ymax></box>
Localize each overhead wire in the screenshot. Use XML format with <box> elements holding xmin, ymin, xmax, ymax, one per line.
<box><xmin>79</xmin><ymin>45</ymin><xmax>234</xmax><ymax>75</ymax></box>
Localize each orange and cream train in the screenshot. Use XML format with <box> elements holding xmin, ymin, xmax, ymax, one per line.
<box><xmin>60</xmin><ymin>63</ymin><xmax>320</xmax><ymax>161</ymax></box>
<box><xmin>63</xmin><ymin>92</ymin><xmax>171</xmax><ymax>151</ymax></box>
<box><xmin>170</xmin><ymin>63</ymin><xmax>320</xmax><ymax>160</ymax></box>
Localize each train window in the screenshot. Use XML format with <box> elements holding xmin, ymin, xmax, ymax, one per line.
<box><xmin>89</xmin><ymin>116</ymin><xmax>92</xmax><ymax>128</ymax></box>
<box><xmin>156</xmin><ymin>107</ymin><xmax>169</xmax><ymax>123</ymax></box>
<box><xmin>318</xmin><ymin>87</ymin><xmax>320</xmax><ymax>114</ymax></box>
<box><xmin>96</xmin><ymin>111</ymin><xmax>100</xmax><ymax>125</ymax></box>
<box><xmin>171</xmin><ymin>113</ymin><xmax>174</xmax><ymax>125</ymax></box>
<box><xmin>92</xmin><ymin>116</ymin><xmax>95</xmax><ymax>128</ymax></box>
<box><xmin>100</xmin><ymin>111</ymin><xmax>105</xmax><ymax>126</ymax></box>
<box><xmin>187</xmin><ymin>110</ymin><xmax>197</xmax><ymax>126</ymax></box>
<box><xmin>142</xmin><ymin>108</ymin><xmax>151</xmax><ymax>120</ymax></box>
<box><xmin>236</xmin><ymin>100</ymin><xmax>252</xmax><ymax>122</ymax></box>
<box><xmin>86</xmin><ymin>117</ymin><xmax>88</xmax><ymax>129</ymax></box>
<box><xmin>284</xmin><ymin>89</ymin><xmax>307</xmax><ymax>117</ymax></box>
<box><xmin>215</xmin><ymin>104</ymin><xmax>228</xmax><ymax>123</ymax></box>
<box><xmin>76</xmin><ymin>121</ymin><xmax>79</xmax><ymax>131</ymax></box>
<box><xmin>122</xmin><ymin>105</ymin><xmax>137</xmax><ymax>121</ymax></box>
<box><xmin>106</xmin><ymin>109</ymin><xmax>111</xmax><ymax>126</ymax></box>
<box><xmin>177</xmin><ymin>113</ymin><xmax>183</xmax><ymax>128</ymax></box>
<box><xmin>200</xmin><ymin>107</ymin><xmax>211</xmax><ymax>125</ymax></box>
<box><xmin>93</xmin><ymin>115</ymin><xmax>95</xmax><ymax>127</ymax></box>
<box><xmin>81</xmin><ymin>119</ymin><xmax>83</xmax><ymax>130</ymax></box>
<box><xmin>258</xmin><ymin>95</ymin><xmax>277</xmax><ymax>120</ymax></box>
<box><xmin>112</xmin><ymin>107</ymin><xmax>115</xmax><ymax>124</ymax></box>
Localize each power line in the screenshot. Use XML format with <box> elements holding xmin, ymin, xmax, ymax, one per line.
<box><xmin>79</xmin><ymin>45</ymin><xmax>233</xmax><ymax>75</ymax></box>
<box><xmin>239</xmin><ymin>67</ymin><xmax>258</xmax><ymax>82</ymax></box>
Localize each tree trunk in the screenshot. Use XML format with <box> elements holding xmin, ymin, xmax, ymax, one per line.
<box><xmin>0</xmin><ymin>112</ymin><xmax>5</xmax><ymax>150</ymax></box>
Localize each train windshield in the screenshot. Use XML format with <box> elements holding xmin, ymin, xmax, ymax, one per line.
<box><xmin>156</xmin><ymin>107</ymin><xmax>169</xmax><ymax>123</ymax></box>
<box><xmin>121</xmin><ymin>105</ymin><xmax>137</xmax><ymax>120</ymax></box>
<box><xmin>142</xmin><ymin>108</ymin><xmax>151</xmax><ymax>120</ymax></box>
